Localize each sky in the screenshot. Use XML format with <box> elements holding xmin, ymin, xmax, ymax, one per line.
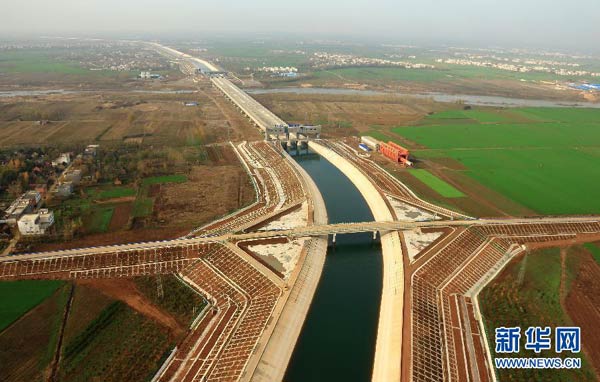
<box><xmin>2</xmin><ymin>0</ymin><xmax>600</xmax><ymax>51</ymax></box>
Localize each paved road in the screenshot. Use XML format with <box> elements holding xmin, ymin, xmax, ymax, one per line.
<box><xmin>149</xmin><ymin>43</ymin><xmax>288</xmax><ymax>137</ymax></box>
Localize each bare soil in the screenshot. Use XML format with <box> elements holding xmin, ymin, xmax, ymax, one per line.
<box><xmin>108</xmin><ymin>202</ymin><xmax>133</xmax><ymax>231</ymax></box>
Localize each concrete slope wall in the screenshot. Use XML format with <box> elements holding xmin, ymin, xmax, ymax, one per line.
<box><xmin>250</xmin><ymin>150</ymin><xmax>329</xmax><ymax>382</ymax></box>
<box><xmin>309</xmin><ymin>141</ymin><xmax>403</xmax><ymax>382</ymax></box>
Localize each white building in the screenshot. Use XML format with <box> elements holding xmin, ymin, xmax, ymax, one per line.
<box><xmin>52</xmin><ymin>153</ymin><xmax>71</xmax><ymax>167</ymax></box>
<box><xmin>17</xmin><ymin>209</ymin><xmax>54</xmax><ymax>236</ymax></box>
<box><xmin>84</xmin><ymin>144</ymin><xmax>99</xmax><ymax>156</ymax></box>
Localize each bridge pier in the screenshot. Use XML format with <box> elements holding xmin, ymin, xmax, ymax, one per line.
<box><xmin>332</xmin><ymin>233</ymin><xmax>337</xmax><ymax>247</ymax></box>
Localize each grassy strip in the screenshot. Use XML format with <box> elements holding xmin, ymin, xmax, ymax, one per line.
<box><xmin>0</xmin><ymin>280</ymin><xmax>65</xmax><ymax>331</ymax></box>
<box><xmin>408</xmin><ymin>169</ymin><xmax>465</xmax><ymax>198</ymax></box>
<box><xmin>313</xmin><ymin>67</ymin><xmax>449</xmax><ymax>82</ymax></box>
<box><xmin>141</xmin><ymin>174</ymin><xmax>187</xmax><ymax>186</ymax></box>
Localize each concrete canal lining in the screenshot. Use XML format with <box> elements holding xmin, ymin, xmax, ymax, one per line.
<box><xmin>308</xmin><ymin>141</ymin><xmax>403</xmax><ymax>382</ymax></box>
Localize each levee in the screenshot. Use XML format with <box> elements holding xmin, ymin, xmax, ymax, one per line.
<box><xmin>249</xmin><ymin>150</ymin><xmax>329</xmax><ymax>382</ymax></box>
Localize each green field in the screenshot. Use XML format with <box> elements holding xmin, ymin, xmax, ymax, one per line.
<box><xmin>141</xmin><ymin>174</ymin><xmax>187</xmax><ymax>186</ymax></box>
<box><xmin>86</xmin><ymin>187</ymin><xmax>136</xmax><ymax>200</ymax></box>
<box><xmin>389</xmin><ymin>107</ymin><xmax>600</xmax><ymax>214</ymax></box>
<box><xmin>425</xmin><ymin>109</ymin><xmax>510</xmax><ymax>123</ymax></box>
<box><xmin>135</xmin><ymin>275</ymin><xmax>206</xmax><ymax>324</ymax></box>
<box><xmin>311</xmin><ymin>64</ymin><xmax>600</xmax><ymax>84</ymax></box>
<box><xmin>86</xmin><ymin>207</ymin><xmax>114</xmax><ymax>233</ymax></box>
<box><xmin>584</xmin><ymin>243</ymin><xmax>600</xmax><ymax>265</ymax></box>
<box><xmin>0</xmin><ymin>280</ymin><xmax>64</xmax><ymax>331</ymax></box>
<box><xmin>408</xmin><ymin>169</ymin><xmax>465</xmax><ymax>198</ymax></box>
<box><xmin>0</xmin><ymin>50</ymin><xmax>136</xmax><ymax>77</ymax></box>
<box><xmin>0</xmin><ymin>50</ymin><xmax>89</xmax><ymax>74</ymax></box>
<box><xmin>132</xmin><ymin>197</ymin><xmax>154</xmax><ymax>218</ymax></box>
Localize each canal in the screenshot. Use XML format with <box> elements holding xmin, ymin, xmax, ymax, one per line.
<box><xmin>284</xmin><ymin>153</ymin><xmax>383</xmax><ymax>381</ymax></box>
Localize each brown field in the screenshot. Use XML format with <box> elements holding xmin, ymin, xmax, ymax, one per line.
<box><xmin>565</xmin><ymin>248</ymin><xmax>600</xmax><ymax>375</ymax></box>
<box><xmin>61</xmin><ymin>283</ymin><xmax>114</xmax><ymax>346</ymax></box>
<box><xmin>266</xmin><ymin>73</ymin><xmax>589</xmax><ymax>103</ymax></box>
<box><xmin>156</xmin><ymin>162</ymin><xmax>254</xmax><ymax>228</ymax></box>
<box><xmin>253</xmin><ymin>93</ymin><xmax>440</xmax><ymax>138</ymax></box>
<box><xmin>0</xmin><ymin>79</ymin><xmax>260</xmax><ymax>149</ymax></box>
<box><xmin>108</xmin><ymin>202</ymin><xmax>133</xmax><ymax>231</ymax></box>
<box><xmin>0</xmin><ymin>66</ymin><xmax>188</xmax><ymax>92</ymax></box>
<box><xmin>0</xmin><ymin>285</ymin><xmax>68</xmax><ymax>382</ymax></box>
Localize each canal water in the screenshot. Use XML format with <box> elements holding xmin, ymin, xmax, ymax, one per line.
<box><xmin>284</xmin><ymin>153</ymin><xmax>383</xmax><ymax>381</ymax></box>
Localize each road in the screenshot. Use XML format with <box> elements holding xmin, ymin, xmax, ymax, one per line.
<box><xmin>149</xmin><ymin>43</ymin><xmax>288</xmax><ymax>135</ymax></box>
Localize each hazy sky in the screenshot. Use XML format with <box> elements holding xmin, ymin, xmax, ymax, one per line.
<box><xmin>3</xmin><ymin>0</ymin><xmax>600</xmax><ymax>50</ymax></box>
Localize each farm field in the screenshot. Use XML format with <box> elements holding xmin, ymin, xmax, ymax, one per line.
<box><xmin>141</xmin><ymin>174</ymin><xmax>187</xmax><ymax>186</ymax></box>
<box><xmin>584</xmin><ymin>243</ymin><xmax>600</xmax><ymax>265</ymax></box>
<box><xmin>134</xmin><ymin>174</ymin><xmax>189</xmax><ymax>218</ymax></box>
<box><xmin>58</xmin><ymin>301</ymin><xmax>172</xmax><ymax>382</ymax></box>
<box><xmin>386</xmin><ymin>107</ymin><xmax>600</xmax><ymax>215</ymax></box>
<box><xmin>310</xmin><ymin>65</ymin><xmax>600</xmax><ymax>85</ymax></box>
<box><xmin>480</xmin><ymin>247</ymin><xmax>598</xmax><ymax>382</ymax></box>
<box><xmin>84</xmin><ymin>206</ymin><xmax>115</xmax><ymax>233</ymax></box>
<box><xmin>0</xmin><ymin>88</ymin><xmax>260</xmax><ymax>148</ymax></box>
<box><xmin>254</xmin><ymin>92</ymin><xmax>436</xmax><ymax>138</ymax></box>
<box><xmin>313</xmin><ymin>67</ymin><xmax>450</xmax><ymax>82</ymax></box>
<box><xmin>408</xmin><ymin>169</ymin><xmax>465</xmax><ymax>198</ymax></box>
<box><xmin>54</xmin><ymin>277</ymin><xmax>205</xmax><ymax>382</ymax></box>
<box><xmin>0</xmin><ymin>283</ymin><xmax>70</xmax><ymax>382</ymax></box>
<box><xmin>0</xmin><ymin>50</ymin><xmax>100</xmax><ymax>75</ymax></box>
<box><xmin>86</xmin><ymin>186</ymin><xmax>136</xmax><ymax>200</ymax></box>
<box><xmin>0</xmin><ymin>280</ymin><xmax>64</xmax><ymax>331</ymax></box>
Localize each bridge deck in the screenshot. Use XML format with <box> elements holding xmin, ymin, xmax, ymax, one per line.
<box><xmin>3</xmin><ymin>216</ymin><xmax>598</xmax><ymax>265</ymax></box>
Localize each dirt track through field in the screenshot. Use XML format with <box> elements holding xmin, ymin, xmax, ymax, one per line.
<box><xmin>77</xmin><ymin>279</ymin><xmax>184</xmax><ymax>337</ymax></box>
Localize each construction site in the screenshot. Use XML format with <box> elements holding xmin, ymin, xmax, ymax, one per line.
<box><xmin>1</xmin><ymin>42</ymin><xmax>600</xmax><ymax>382</ymax></box>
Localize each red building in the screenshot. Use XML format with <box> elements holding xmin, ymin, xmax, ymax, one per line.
<box><xmin>379</xmin><ymin>141</ymin><xmax>411</xmax><ymax>165</ymax></box>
